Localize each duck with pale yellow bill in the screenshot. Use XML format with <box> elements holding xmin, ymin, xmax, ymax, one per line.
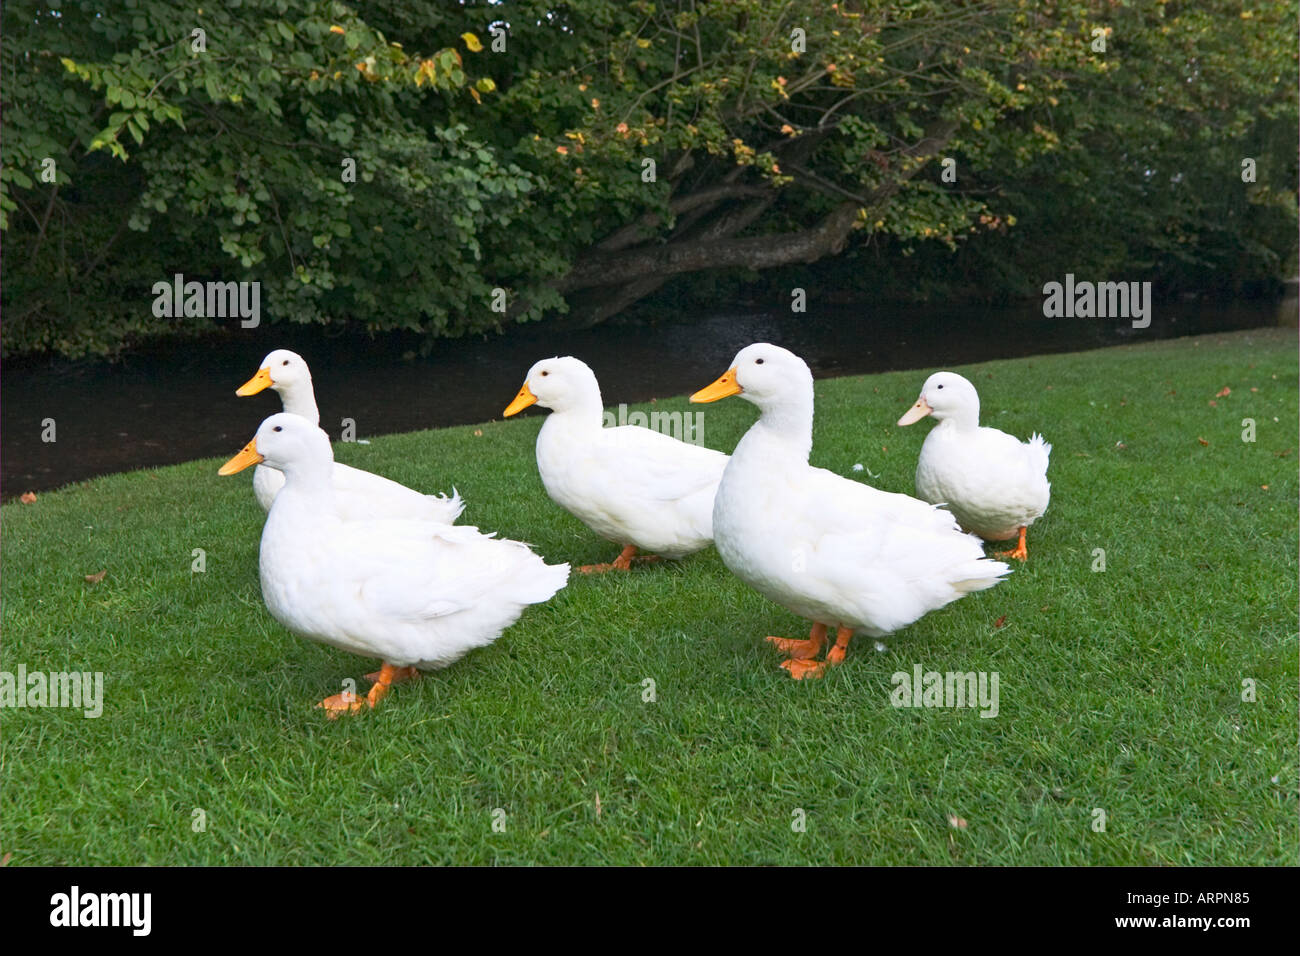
<box><xmin>897</xmin><ymin>371</ymin><xmax>1051</xmax><ymax>561</ymax></box>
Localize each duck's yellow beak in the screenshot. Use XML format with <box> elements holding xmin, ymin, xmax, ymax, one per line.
<box><xmin>690</xmin><ymin>368</ymin><xmax>741</xmax><ymax>403</ymax></box>
<box><xmin>503</xmin><ymin>382</ymin><xmax>538</xmax><ymax>417</ymax></box>
<box><xmin>897</xmin><ymin>397</ymin><xmax>932</xmax><ymax>426</ymax></box>
<box><xmin>236</xmin><ymin>366</ymin><xmax>274</xmax><ymax>396</ymax></box>
<box><xmin>219</xmin><ymin>438</ymin><xmax>264</xmax><ymax>475</ymax></box>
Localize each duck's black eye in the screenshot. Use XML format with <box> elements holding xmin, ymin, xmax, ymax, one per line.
<box><xmin>755</xmin><ymin>358</ymin><xmax>764</xmax><ymax>365</ymax></box>
<box><xmin>937</xmin><ymin>384</ymin><xmax>944</xmax><ymax>389</ymax></box>
<box><xmin>282</xmin><ymin>360</ymin><xmax>290</xmax><ymax>366</ymax></box>
<box><xmin>540</xmin><ymin>370</ymin><xmax>549</xmax><ymax>376</ymax></box>
<box><xmin>273</xmin><ymin>426</ymin><xmax>282</xmax><ymax>432</ymax></box>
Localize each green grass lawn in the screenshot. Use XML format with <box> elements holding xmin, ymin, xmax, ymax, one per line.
<box><xmin>2</xmin><ymin>328</ymin><xmax>1296</xmax><ymax>865</ymax></box>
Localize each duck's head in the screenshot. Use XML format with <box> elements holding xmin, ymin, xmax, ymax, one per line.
<box><xmin>218</xmin><ymin>413</ymin><xmax>333</xmax><ymax>477</ymax></box>
<box><xmin>237</xmin><ymin>349</ymin><xmax>313</xmax><ymax>398</ymax></box>
<box><xmin>690</xmin><ymin>343</ymin><xmax>812</xmax><ymax>411</ymax></box>
<box><xmin>898</xmin><ymin>371</ymin><xmax>979</xmax><ymax>426</ymax></box>
<box><xmin>503</xmin><ymin>356</ymin><xmax>601</xmax><ymax>416</ymax></box>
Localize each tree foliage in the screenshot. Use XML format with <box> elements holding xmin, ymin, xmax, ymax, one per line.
<box><xmin>2</xmin><ymin>0</ymin><xmax>1295</xmax><ymax>358</ymax></box>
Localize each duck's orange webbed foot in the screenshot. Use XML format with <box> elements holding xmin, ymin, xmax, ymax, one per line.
<box><xmin>781</xmin><ymin>658</ymin><xmax>829</xmax><ymax>680</ymax></box>
<box><xmin>317</xmin><ymin>662</ymin><xmax>405</xmax><ymax>719</ymax></box>
<box><xmin>826</xmin><ymin>627</ymin><xmax>853</xmax><ymax>665</ymax></box>
<box><xmin>766</xmin><ymin>623</ymin><xmax>827</xmax><ymax>660</ymax></box>
<box><xmin>995</xmin><ymin>526</ymin><xmax>1029</xmax><ymax>562</ymax></box>
<box><xmin>777</xmin><ymin>626</ymin><xmax>853</xmax><ymax>680</ymax></box>
<box><xmin>579</xmin><ymin>544</ymin><xmax>661</xmax><ymax>574</ymax></box>
<box><xmin>317</xmin><ymin>689</ymin><xmax>368</xmax><ymax>719</ymax></box>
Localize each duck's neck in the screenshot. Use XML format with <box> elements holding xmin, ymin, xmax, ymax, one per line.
<box><xmin>935</xmin><ymin>408</ymin><xmax>979</xmax><ymax>432</ymax></box>
<box><xmin>275</xmin><ymin>455</ymin><xmax>335</xmax><ymax>500</ymax></box>
<box><xmin>277</xmin><ymin>383</ymin><xmax>320</xmax><ymax>426</ymax></box>
<box><xmin>743</xmin><ymin>391</ymin><xmax>815</xmax><ymax>464</ymax></box>
<box><xmin>545</xmin><ymin>389</ymin><xmax>607</xmax><ymax>433</ymax></box>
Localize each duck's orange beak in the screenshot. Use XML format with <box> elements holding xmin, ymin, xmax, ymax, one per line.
<box><xmin>236</xmin><ymin>366</ymin><xmax>273</xmax><ymax>396</ymax></box>
<box><xmin>219</xmin><ymin>438</ymin><xmax>264</xmax><ymax>475</ymax></box>
<box><xmin>897</xmin><ymin>397</ymin><xmax>932</xmax><ymax>426</ymax></box>
<box><xmin>503</xmin><ymin>382</ymin><xmax>538</xmax><ymax>417</ymax></box>
<box><xmin>690</xmin><ymin>368</ymin><xmax>741</xmax><ymax>403</ymax></box>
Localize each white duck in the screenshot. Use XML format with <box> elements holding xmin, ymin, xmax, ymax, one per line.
<box><xmin>236</xmin><ymin>349</ymin><xmax>463</xmax><ymax>523</ymax></box>
<box><xmin>502</xmin><ymin>356</ymin><xmax>728</xmax><ymax>573</ymax></box>
<box><xmin>691</xmin><ymin>344</ymin><xmax>1009</xmax><ymax>679</ymax></box>
<box><xmin>897</xmin><ymin>371</ymin><xmax>1051</xmax><ymax>561</ymax></box>
<box><xmin>219</xmin><ymin>414</ymin><xmax>569</xmax><ymax>716</ymax></box>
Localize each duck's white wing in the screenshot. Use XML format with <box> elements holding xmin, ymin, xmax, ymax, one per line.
<box><xmin>599</xmin><ymin>426</ymin><xmax>729</xmax><ymax>503</ymax></box>
<box><xmin>318</xmin><ymin>520</ymin><xmax>566</xmax><ymax>622</ymax></box>
<box><xmin>970</xmin><ymin>427</ymin><xmax>1051</xmax><ymax>484</ymax></box>
<box><xmin>803</xmin><ymin>465</ymin><xmax>966</xmax><ymax>535</ymax></box>
<box><xmin>794</xmin><ymin>466</ymin><xmax>1008</xmax><ymax>631</ymax></box>
<box><xmin>331</xmin><ymin>462</ymin><xmax>465</xmax><ymax>523</ymax></box>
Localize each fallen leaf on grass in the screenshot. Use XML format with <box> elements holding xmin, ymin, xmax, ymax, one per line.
<box><xmin>19</xmin><ymin>492</ymin><xmax>36</xmax><ymax>504</ymax></box>
<box><xmin>1216</xmin><ymin>386</ymin><xmax>1231</xmax><ymax>397</ymax></box>
<box><xmin>1197</xmin><ymin>437</ymin><xmax>1209</xmax><ymax>446</ymax></box>
<box><xmin>595</xmin><ymin>791</ymin><xmax>602</xmax><ymax>819</ymax></box>
<box><xmin>947</xmin><ymin>815</ymin><xmax>968</xmax><ymax>830</ymax></box>
<box><xmin>473</xmin><ymin>429</ymin><xmax>483</xmax><ymax>437</ymax></box>
<box><xmin>1261</xmin><ymin>485</ymin><xmax>1269</xmax><ymax>491</ymax></box>
<box><xmin>84</xmin><ymin>570</ymin><xmax>107</xmax><ymax>584</ymax></box>
<box><xmin>0</xmin><ymin>852</ymin><xmax>10</xmax><ymax>866</ymax></box>
<box><xmin>1208</xmin><ymin>400</ymin><xmax>1218</xmax><ymax>407</ymax></box>
<box><xmin>994</xmin><ymin>615</ymin><xmax>1007</xmax><ymax>628</ymax></box>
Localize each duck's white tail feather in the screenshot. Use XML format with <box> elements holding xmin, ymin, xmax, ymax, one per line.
<box><xmin>508</xmin><ymin>556</ymin><xmax>570</xmax><ymax>606</ymax></box>
<box><xmin>948</xmin><ymin>557</ymin><xmax>1012</xmax><ymax>594</ymax></box>
<box><xmin>1027</xmin><ymin>433</ymin><xmax>1052</xmax><ymax>475</ymax></box>
<box><xmin>428</xmin><ymin>486</ymin><xmax>466</xmax><ymax>523</ymax></box>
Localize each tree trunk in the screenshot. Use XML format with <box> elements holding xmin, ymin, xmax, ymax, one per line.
<box><xmin>543</xmin><ymin>119</ymin><xmax>958</xmax><ymax>326</ymax></box>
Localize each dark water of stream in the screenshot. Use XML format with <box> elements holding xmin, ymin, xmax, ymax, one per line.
<box><xmin>2</xmin><ymin>293</ymin><xmax>1294</xmax><ymax>499</ymax></box>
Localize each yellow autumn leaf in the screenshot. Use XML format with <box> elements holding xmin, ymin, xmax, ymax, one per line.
<box><xmin>329</xmin><ymin>25</ymin><xmax>345</xmax><ymax>35</ymax></box>
<box><xmin>462</xmin><ymin>32</ymin><xmax>483</xmax><ymax>52</ymax></box>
